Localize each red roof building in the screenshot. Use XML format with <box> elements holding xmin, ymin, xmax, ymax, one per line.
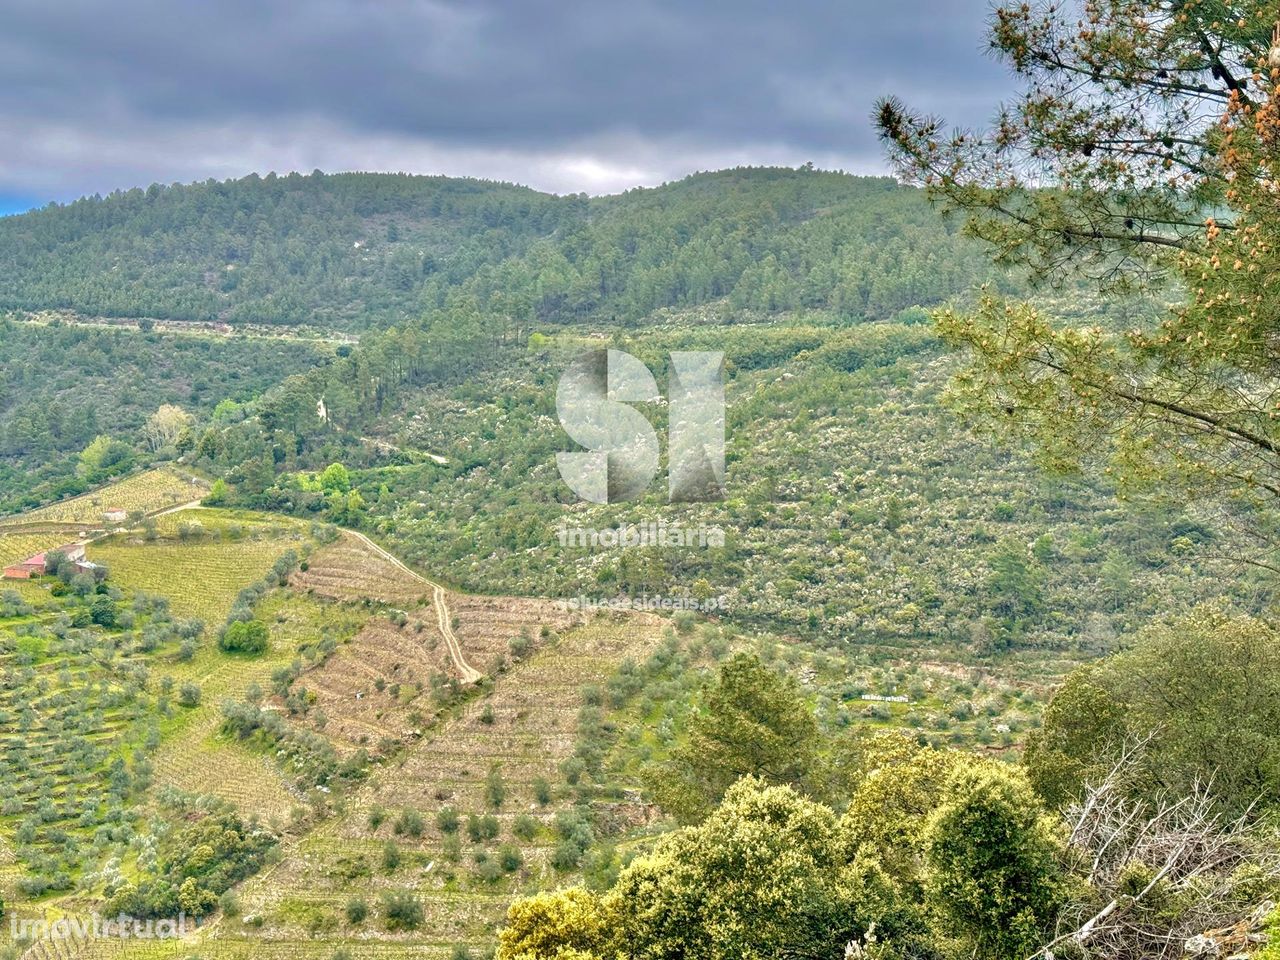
<box><xmin>2</xmin><ymin>543</ymin><xmax>87</xmax><ymax>580</ymax></box>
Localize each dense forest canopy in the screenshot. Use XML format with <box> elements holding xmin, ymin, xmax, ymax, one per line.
<box><xmin>0</xmin><ymin>168</ymin><xmax>1010</xmax><ymax>330</ymax></box>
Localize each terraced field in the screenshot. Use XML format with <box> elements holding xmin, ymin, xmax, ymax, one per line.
<box><xmin>62</xmin><ymin>611</ymin><xmax>660</xmax><ymax>960</ymax></box>
<box><xmin>92</xmin><ymin>533</ymin><xmax>305</xmax><ymax>624</ymax></box>
<box><xmin>0</xmin><ymin>504</ymin><xmax>322</xmax><ymax>928</ymax></box>
<box><xmin>291</xmin><ymin>530</ymin><xmax>487</xmax><ymax>683</ymax></box>
<box><xmin>290</xmin><ymin>531</ymin><xmax>434</xmax><ymax>606</ymax></box>
<box><xmin>225</xmin><ymin>615</ymin><xmax>663</xmax><ymax>954</ymax></box>
<box><xmin>99</xmin><ymin>521</ymin><xmax>321</xmax><ymax>821</ymax></box>
<box><xmin>144</xmin><ymin>590</ymin><xmax>371</xmax><ymax>821</ymax></box>
<box><xmin>0</xmin><ymin>593</ymin><xmax>174</xmax><ymax>914</ymax></box>
<box><xmin>292</xmin><ymin>617</ymin><xmax>447</xmax><ymax>756</ymax></box>
<box><xmin>148</xmin><ymin>508</ymin><xmax>299</xmax><ymax>540</ymax></box>
<box><xmin>146</xmin><ymin>633</ymin><xmax>303</xmax><ymax>825</ymax></box>
<box><xmin>0</xmin><ymin>531</ymin><xmax>77</xmax><ymax>568</ymax></box>
<box><xmin>0</xmin><ymin>469</ymin><xmax>207</xmax><ymax>529</ymax></box>
<box><xmin>1</xmin><ymin>502</ymin><xmax>669</xmax><ymax>960</ymax></box>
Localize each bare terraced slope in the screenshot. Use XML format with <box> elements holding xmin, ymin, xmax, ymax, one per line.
<box><xmin>21</xmin><ymin>528</ymin><xmax>668</xmax><ymax>960</ymax></box>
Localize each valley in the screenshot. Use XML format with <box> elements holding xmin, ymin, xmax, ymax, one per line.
<box><xmin>0</xmin><ymin>165</ymin><xmax>1275</xmax><ymax>960</ymax></box>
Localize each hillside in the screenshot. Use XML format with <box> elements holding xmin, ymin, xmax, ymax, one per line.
<box><xmin>0</xmin><ymin>170</ymin><xmax>1263</xmax><ymax>658</ymax></box>
<box><xmin>0</xmin><ymin>168</ymin><xmax>1008</xmax><ymax>330</ymax></box>
<box><xmin>1</xmin><ymin>165</ymin><xmax>1274</xmax><ymax>960</ymax></box>
<box><xmin>0</xmin><ymin>167</ymin><xmax>1022</xmax><ymax>525</ymax></box>
<box><xmin>0</xmin><ymin>473</ymin><xmax>1057</xmax><ymax>960</ymax></box>
<box><xmin>287</xmin><ymin>315</ymin><xmax>1265</xmax><ymax>672</ymax></box>
<box><xmin>0</xmin><ymin>320</ymin><xmax>332</xmax><ymax>517</ymax></box>
<box><xmin>0</xmin><ymin>470</ymin><xmax>677</xmax><ymax>958</ymax></box>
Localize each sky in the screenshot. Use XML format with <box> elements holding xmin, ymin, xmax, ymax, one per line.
<box><xmin>0</xmin><ymin>0</ymin><xmax>1010</xmax><ymax>212</ymax></box>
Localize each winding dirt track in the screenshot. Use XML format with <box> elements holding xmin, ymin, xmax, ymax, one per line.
<box><xmin>345</xmin><ymin>530</ymin><xmax>483</xmax><ymax>684</ymax></box>
<box><xmin>155</xmin><ymin>504</ymin><xmax>484</xmax><ymax>686</ymax></box>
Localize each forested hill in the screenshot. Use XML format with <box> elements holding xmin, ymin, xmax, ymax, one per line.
<box><xmin>0</xmin><ymin>167</ymin><xmax>1010</xmax><ymax>330</ymax></box>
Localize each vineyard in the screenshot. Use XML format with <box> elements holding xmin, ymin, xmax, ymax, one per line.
<box><xmin>95</xmin><ymin>519</ymin><xmax>322</xmax><ymax>820</ymax></box>
<box><xmin>447</xmin><ymin>594</ymin><xmax>586</xmax><ymax>678</ymax></box>
<box><xmin>91</xmin><ymin>534</ymin><xmax>304</xmax><ymax>624</ymax></box>
<box><xmin>148</xmin><ymin>507</ymin><xmax>301</xmax><ymax>540</ymax></box>
<box><xmin>146</xmin><ymin>590</ymin><xmax>369</xmax><ymax>820</ymax></box>
<box><xmin>0</xmin><ymin>469</ymin><xmax>207</xmax><ymax>529</ymax></box>
<box><xmin>0</xmin><ymin>532</ymin><xmax>75</xmax><ymax>568</ymax></box>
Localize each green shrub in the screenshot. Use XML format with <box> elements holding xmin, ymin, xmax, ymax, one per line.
<box><xmin>381</xmin><ymin>841</ymin><xmax>401</xmax><ymax>872</ymax></box>
<box><xmin>219</xmin><ymin>619</ymin><xmax>269</xmax><ymax>655</ymax></box>
<box><xmin>380</xmin><ymin>890</ymin><xmax>423</xmax><ymax>931</ymax></box>
<box><xmin>345</xmin><ymin>898</ymin><xmax>368</xmax><ymax>924</ymax></box>
<box><xmin>498</xmin><ymin>844</ymin><xmax>523</xmax><ymax>873</ymax></box>
<box><xmin>436</xmin><ymin>806</ymin><xmax>460</xmax><ymax>834</ymax></box>
<box><xmin>394</xmin><ymin>808</ymin><xmax>424</xmax><ymax>838</ymax></box>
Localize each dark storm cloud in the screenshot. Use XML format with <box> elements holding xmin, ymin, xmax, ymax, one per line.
<box><xmin>0</xmin><ymin>0</ymin><xmax>1008</xmax><ymax>199</ymax></box>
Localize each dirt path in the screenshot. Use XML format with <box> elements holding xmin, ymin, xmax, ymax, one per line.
<box><xmin>89</xmin><ymin>500</ymin><xmax>484</xmax><ymax>686</ymax></box>
<box><xmin>150</xmin><ymin>498</ymin><xmax>206</xmax><ymax>519</ymax></box>
<box><xmin>345</xmin><ymin>530</ymin><xmax>483</xmax><ymax>684</ymax></box>
<box><xmin>359</xmin><ymin>435</ymin><xmax>450</xmax><ymax>464</ymax></box>
<box><xmin>12</xmin><ymin>314</ymin><xmax>358</xmax><ymax>346</ymax></box>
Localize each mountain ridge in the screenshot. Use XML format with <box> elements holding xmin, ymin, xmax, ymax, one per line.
<box><xmin>0</xmin><ymin>166</ymin><xmax>1004</xmax><ymax>330</ymax></box>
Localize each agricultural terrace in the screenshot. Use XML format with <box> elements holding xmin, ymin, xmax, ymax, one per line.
<box><xmin>0</xmin><ymin>574</ymin><xmax>208</xmax><ymax>908</ymax></box>
<box><xmin>146</xmin><ymin>592</ymin><xmax>366</xmax><ymax>826</ymax></box>
<box><xmin>291</xmin><ymin>616</ymin><xmax>451</xmax><ymax>756</ymax></box>
<box><xmin>289</xmin><ymin>592</ymin><xmax>588</xmax><ymax>757</ymax></box>
<box><xmin>79</xmin><ymin>512</ymin><xmax>316</xmax><ymax>820</ymax></box>
<box><xmin>0</xmin><ymin>531</ymin><xmax>76</xmax><ymax>568</ymax></box>
<box><xmin>149</xmin><ymin>507</ymin><xmax>302</xmax><ymax>539</ymax></box>
<box><xmin>218</xmin><ymin>614</ymin><xmax>665</xmax><ymax>956</ymax></box>
<box><xmin>91</xmin><ymin>514</ymin><xmax>308</xmax><ymax>624</ymax></box>
<box><xmin>8</xmin><ymin>525</ymin><xmax>669</xmax><ymax>960</ymax></box>
<box><xmin>290</xmin><ymin>530</ymin><xmax>434</xmax><ymax>605</ymax></box>
<box><xmin>0</xmin><ymin>468</ymin><xmax>207</xmax><ymax>528</ymax></box>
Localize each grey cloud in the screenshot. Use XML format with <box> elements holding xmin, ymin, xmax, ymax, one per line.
<box><xmin>0</xmin><ymin>0</ymin><xmax>1009</xmax><ymax>198</ymax></box>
